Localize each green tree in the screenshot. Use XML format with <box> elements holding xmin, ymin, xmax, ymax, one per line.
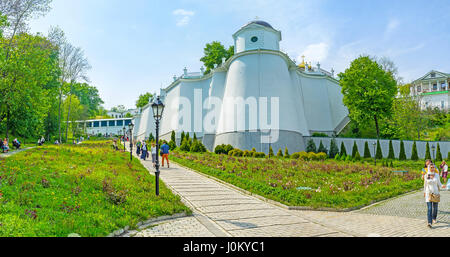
<box><xmin>277</xmin><ymin>149</ymin><xmax>283</xmax><ymax>157</ymax></box>
<box><xmin>338</xmin><ymin>56</ymin><xmax>397</xmax><ymax>138</ymax></box>
<box><xmin>268</xmin><ymin>146</ymin><xmax>274</xmax><ymax>158</ymax></box>
<box><xmin>425</xmin><ymin>142</ymin><xmax>431</xmax><ymax>160</ymax></box>
<box><xmin>284</xmin><ymin>147</ymin><xmax>290</xmax><ymax>158</ymax></box>
<box><xmin>317</xmin><ymin>141</ymin><xmax>328</xmax><ymax>155</ymax></box>
<box><xmin>306</xmin><ymin>139</ymin><xmax>317</xmax><ymax>153</ymax></box>
<box><xmin>200</xmin><ymin>41</ymin><xmax>234</xmax><ymax>74</ymax></box>
<box><xmin>149</xmin><ymin>133</ymin><xmax>154</xmax><ymax>142</ymax></box>
<box><xmin>180</xmin><ymin>131</ymin><xmax>185</xmax><ymax>144</ymax></box>
<box><xmin>136</xmin><ymin>92</ymin><xmax>153</xmax><ymax>109</ymax></box>
<box><xmin>411</xmin><ymin>141</ymin><xmax>419</xmax><ymax>161</ymax></box>
<box><xmin>399</xmin><ymin>140</ymin><xmax>406</xmax><ymax>160</ymax></box>
<box><xmin>436</xmin><ymin>143</ymin><xmax>443</xmax><ymax>162</ymax></box>
<box><xmin>340</xmin><ymin>142</ymin><xmax>347</xmax><ymax>157</ymax></box>
<box><xmin>329</xmin><ymin>139</ymin><xmax>339</xmax><ymax>158</ymax></box>
<box><xmin>351</xmin><ymin>141</ymin><xmax>358</xmax><ymax>158</ymax></box>
<box><xmin>364</xmin><ymin>141</ymin><xmax>371</xmax><ymax>158</ymax></box>
<box><xmin>376</xmin><ymin>140</ymin><xmax>383</xmax><ymax>160</ymax></box>
<box><xmin>388</xmin><ymin>140</ymin><xmax>395</xmax><ymax>159</ymax></box>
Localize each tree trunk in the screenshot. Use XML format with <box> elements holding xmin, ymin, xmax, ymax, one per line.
<box><xmin>5</xmin><ymin>106</ymin><xmax>10</xmax><ymax>140</ymax></box>
<box><xmin>374</xmin><ymin>114</ymin><xmax>380</xmax><ymax>139</ymax></box>
<box><xmin>65</xmin><ymin>92</ymin><xmax>72</xmax><ymax>143</ymax></box>
<box><xmin>58</xmin><ymin>89</ymin><xmax>62</xmax><ymax>143</ymax></box>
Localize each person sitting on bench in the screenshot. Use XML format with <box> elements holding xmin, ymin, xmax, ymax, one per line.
<box><xmin>2</xmin><ymin>138</ymin><xmax>9</xmax><ymax>153</ymax></box>
<box><xmin>12</xmin><ymin>138</ymin><xmax>20</xmax><ymax>150</ymax></box>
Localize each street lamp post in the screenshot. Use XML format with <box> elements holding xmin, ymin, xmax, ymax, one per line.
<box><xmin>372</xmin><ymin>142</ymin><xmax>377</xmax><ymax>165</ymax></box>
<box><xmin>152</xmin><ymin>96</ymin><xmax>165</xmax><ymax>197</ymax></box>
<box><xmin>122</xmin><ymin>127</ymin><xmax>126</xmax><ymax>152</ymax></box>
<box><xmin>129</xmin><ymin>122</ymin><xmax>134</xmax><ymax>162</ymax></box>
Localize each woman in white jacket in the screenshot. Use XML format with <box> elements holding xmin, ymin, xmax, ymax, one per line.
<box><xmin>424</xmin><ymin>164</ymin><xmax>443</xmax><ymax>228</ymax></box>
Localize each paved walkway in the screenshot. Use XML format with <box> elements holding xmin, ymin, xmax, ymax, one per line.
<box><xmin>127</xmin><ymin>148</ymin><xmax>450</xmax><ymax>237</ymax></box>
<box><xmin>0</xmin><ymin>147</ymin><xmax>35</xmax><ymax>158</ymax></box>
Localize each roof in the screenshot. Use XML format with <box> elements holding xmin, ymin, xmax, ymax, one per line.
<box><xmin>244</xmin><ymin>20</ymin><xmax>274</xmax><ymax>29</ymax></box>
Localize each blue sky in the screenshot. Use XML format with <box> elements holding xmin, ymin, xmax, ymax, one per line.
<box><xmin>29</xmin><ymin>0</ymin><xmax>450</xmax><ymax>110</ymax></box>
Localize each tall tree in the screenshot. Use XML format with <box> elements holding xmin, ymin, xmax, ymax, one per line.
<box><xmin>72</xmin><ymin>82</ymin><xmax>104</xmax><ymax>118</ymax></box>
<box><xmin>136</xmin><ymin>92</ymin><xmax>153</xmax><ymax>109</ymax></box>
<box><xmin>200</xmin><ymin>41</ymin><xmax>234</xmax><ymax>74</ymax></box>
<box><xmin>338</xmin><ymin>56</ymin><xmax>397</xmax><ymax>138</ymax></box>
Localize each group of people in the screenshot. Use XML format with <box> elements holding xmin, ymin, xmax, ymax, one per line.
<box><xmin>37</xmin><ymin>136</ymin><xmax>46</xmax><ymax>146</ymax></box>
<box><xmin>135</xmin><ymin>140</ymin><xmax>170</xmax><ymax>169</ymax></box>
<box><xmin>422</xmin><ymin>159</ymin><xmax>448</xmax><ymax>228</ymax></box>
<box><xmin>1</xmin><ymin>138</ymin><xmax>21</xmax><ymax>153</ymax></box>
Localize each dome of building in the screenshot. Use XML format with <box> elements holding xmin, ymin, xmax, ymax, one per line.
<box><xmin>245</xmin><ymin>20</ymin><xmax>274</xmax><ymax>29</ymax></box>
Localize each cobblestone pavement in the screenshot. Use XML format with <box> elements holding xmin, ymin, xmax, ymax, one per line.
<box><xmin>127</xmin><ymin>147</ymin><xmax>450</xmax><ymax>237</ymax></box>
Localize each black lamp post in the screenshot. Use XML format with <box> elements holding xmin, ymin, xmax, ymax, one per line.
<box><xmin>372</xmin><ymin>142</ymin><xmax>377</xmax><ymax>165</ymax></box>
<box><xmin>152</xmin><ymin>96</ymin><xmax>165</xmax><ymax>196</ymax></box>
<box><xmin>122</xmin><ymin>127</ymin><xmax>126</xmax><ymax>152</ymax></box>
<box><xmin>129</xmin><ymin>122</ymin><xmax>134</xmax><ymax>162</ymax></box>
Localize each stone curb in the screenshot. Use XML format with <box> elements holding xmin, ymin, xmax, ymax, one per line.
<box><xmin>108</xmin><ymin>212</ymin><xmax>191</xmax><ymax>237</ymax></box>
<box><xmin>171</xmin><ymin>160</ymin><xmax>423</xmax><ymax>213</ymax></box>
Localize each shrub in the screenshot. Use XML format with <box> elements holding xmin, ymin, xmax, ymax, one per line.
<box><xmin>345</xmin><ymin>155</ymin><xmax>352</xmax><ymax>162</ymax></box>
<box><xmin>354</xmin><ymin>152</ymin><xmax>361</xmax><ymax>161</ymax></box>
<box><xmin>307</xmin><ymin>152</ymin><xmax>317</xmax><ymax>161</ymax></box>
<box><xmin>243</xmin><ymin>150</ymin><xmax>252</xmax><ymax>157</ymax></box>
<box><xmin>340</xmin><ymin>155</ymin><xmax>347</xmax><ymax>161</ymax></box>
<box><xmin>306</xmin><ymin>139</ymin><xmax>317</xmax><ymax>153</ymax></box>
<box><xmin>340</xmin><ymin>142</ymin><xmax>347</xmax><ymax>157</ymax></box>
<box><xmin>224</xmin><ymin>145</ymin><xmax>234</xmax><ymax>155</ymax></box>
<box><xmin>375</xmin><ymin>140</ymin><xmax>383</xmax><ymax>160</ymax></box>
<box><xmin>229</xmin><ymin>149</ymin><xmax>243</xmax><ymax>157</ymax></box>
<box><xmin>171</xmin><ymin>131</ymin><xmax>176</xmax><ymax>146</ymax></box>
<box><xmin>180</xmin><ymin>131</ymin><xmax>185</xmax><ymax>143</ymax></box>
<box><xmin>351</xmin><ymin>141</ymin><xmax>358</xmax><ymax>158</ymax></box>
<box><xmin>329</xmin><ymin>139</ymin><xmax>339</xmax><ymax>158</ymax></box>
<box><xmin>214</xmin><ymin>145</ymin><xmax>224</xmax><ymax>154</ymax></box>
<box><xmin>436</xmin><ymin>143</ymin><xmax>442</xmax><ymax>162</ymax></box>
<box><xmin>334</xmin><ymin>154</ymin><xmax>340</xmax><ymax>161</ymax></box>
<box><xmin>284</xmin><ymin>147</ymin><xmax>290</xmax><ymax>158</ymax></box>
<box><xmin>316</xmin><ymin>152</ymin><xmax>327</xmax><ymax>161</ymax></box>
<box><xmin>268</xmin><ymin>146</ymin><xmax>274</xmax><ymax>158</ymax></box>
<box><xmin>190</xmin><ymin>140</ymin><xmax>207</xmax><ymax>153</ymax></box>
<box><xmin>399</xmin><ymin>140</ymin><xmax>406</xmax><ymax>160</ymax></box>
<box><xmin>251</xmin><ymin>148</ymin><xmax>256</xmax><ymax>152</ymax></box>
<box><xmin>180</xmin><ymin>140</ymin><xmax>191</xmax><ymax>152</ymax></box>
<box><xmin>252</xmin><ymin>152</ymin><xmax>265</xmax><ymax>158</ymax></box>
<box><xmin>425</xmin><ymin>142</ymin><xmax>431</xmax><ymax>160</ymax></box>
<box><xmin>364</xmin><ymin>141</ymin><xmax>371</xmax><ymax>158</ymax></box>
<box><xmin>411</xmin><ymin>141</ymin><xmax>419</xmax><ymax>161</ymax></box>
<box><xmin>277</xmin><ymin>149</ymin><xmax>283</xmax><ymax>157</ymax></box>
<box><xmin>291</xmin><ymin>152</ymin><xmax>301</xmax><ymax>159</ymax></box>
<box><xmin>149</xmin><ymin>133</ymin><xmax>155</xmax><ymax>142</ymax></box>
<box><xmin>317</xmin><ymin>141</ymin><xmax>328</xmax><ymax>155</ymax></box>
<box><xmin>168</xmin><ymin>140</ymin><xmax>177</xmax><ymax>151</ymax></box>
<box><xmin>312</xmin><ymin>132</ymin><xmax>329</xmax><ymax>137</ymax></box>
<box><xmin>298</xmin><ymin>152</ymin><xmax>309</xmax><ymax>160</ymax></box>
<box><xmin>388</xmin><ymin>140</ymin><xmax>395</xmax><ymax>159</ymax></box>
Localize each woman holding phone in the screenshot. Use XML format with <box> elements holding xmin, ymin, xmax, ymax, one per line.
<box><xmin>424</xmin><ymin>164</ymin><xmax>444</xmax><ymax>228</ymax></box>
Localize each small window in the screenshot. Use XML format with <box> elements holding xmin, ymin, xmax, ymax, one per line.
<box><xmin>431</xmin><ymin>73</ymin><xmax>436</xmax><ymax>78</ymax></box>
<box><xmin>251</xmin><ymin>36</ymin><xmax>258</xmax><ymax>43</ymax></box>
<box><xmin>433</xmin><ymin>84</ymin><xmax>437</xmax><ymax>91</ymax></box>
<box><xmin>101</xmin><ymin>121</ymin><xmax>108</xmax><ymax>127</ymax></box>
<box><xmin>109</xmin><ymin>121</ymin><xmax>116</xmax><ymax>127</ymax></box>
<box><xmin>417</xmin><ymin>86</ymin><xmax>421</xmax><ymax>92</ymax></box>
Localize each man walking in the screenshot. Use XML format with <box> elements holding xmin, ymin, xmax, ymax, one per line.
<box><xmin>161</xmin><ymin>141</ymin><xmax>170</xmax><ymax>169</ymax></box>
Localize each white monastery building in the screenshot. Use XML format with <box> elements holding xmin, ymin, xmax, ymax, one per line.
<box><xmin>133</xmin><ymin>20</ymin><xmax>350</xmax><ymax>153</ymax></box>
<box><xmin>409</xmin><ymin>70</ymin><xmax>450</xmax><ymax>110</ymax></box>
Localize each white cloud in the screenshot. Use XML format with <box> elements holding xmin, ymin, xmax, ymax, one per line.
<box><xmin>173</xmin><ymin>9</ymin><xmax>195</xmax><ymax>27</ymax></box>
<box><xmin>298</xmin><ymin>42</ymin><xmax>330</xmax><ymax>64</ymax></box>
<box><xmin>385</xmin><ymin>19</ymin><xmax>400</xmax><ymax>39</ymax></box>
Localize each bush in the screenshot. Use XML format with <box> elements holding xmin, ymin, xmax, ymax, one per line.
<box><xmin>312</xmin><ymin>132</ymin><xmax>329</xmax><ymax>137</ymax></box>
<box><xmin>214</xmin><ymin>144</ymin><xmax>234</xmax><ymax>155</ymax></box>
<box><xmin>317</xmin><ymin>141</ymin><xmax>328</xmax><ymax>155</ymax></box>
<box><xmin>388</xmin><ymin>140</ymin><xmax>395</xmax><ymax>159</ymax></box>
<box><xmin>316</xmin><ymin>152</ymin><xmax>327</xmax><ymax>161</ymax></box>
<box><xmin>364</xmin><ymin>141</ymin><xmax>371</xmax><ymax>158</ymax></box>
<box><xmin>298</xmin><ymin>152</ymin><xmax>309</xmax><ymax>160</ymax></box>
<box><xmin>307</xmin><ymin>152</ymin><xmax>316</xmax><ymax>161</ymax></box>
<box><xmin>190</xmin><ymin>140</ymin><xmax>207</xmax><ymax>153</ymax></box>
<box><xmin>334</xmin><ymin>154</ymin><xmax>340</xmax><ymax>161</ymax></box>
<box><xmin>436</xmin><ymin>143</ymin><xmax>443</xmax><ymax>162</ymax></box>
<box><xmin>399</xmin><ymin>140</ymin><xmax>406</xmax><ymax>160</ymax></box>
<box><xmin>411</xmin><ymin>141</ymin><xmax>419</xmax><ymax>161</ymax></box>
<box><xmin>375</xmin><ymin>140</ymin><xmax>383</xmax><ymax>160</ymax></box>
<box><xmin>425</xmin><ymin>142</ymin><xmax>431</xmax><ymax>160</ymax></box>
<box><xmin>243</xmin><ymin>150</ymin><xmax>252</xmax><ymax>157</ymax></box>
<box><xmin>351</xmin><ymin>141</ymin><xmax>358</xmax><ymax>158</ymax></box>
<box><xmin>284</xmin><ymin>147</ymin><xmax>290</xmax><ymax>158</ymax></box>
<box><xmin>345</xmin><ymin>155</ymin><xmax>352</xmax><ymax>162</ymax></box>
<box><xmin>277</xmin><ymin>149</ymin><xmax>283</xmax><ymax>157</ymax></box>
<box><xmin>168</xmin><ymin>140</ymin><xmax>177</xmax><ymax>151</ymax></box>
<box><xmin>340</xmin><ymin>142</ymin><xmax>347</xmax><ymax>157</ymax></box>
<box><xmin>354</xmin><ymin>152</ymin><xmax>361</xmax><ymax>161</ymax></box>
<box><xmin>329</xmin><ymin>139</ymin><xmax>339</xmax><ymax>158</ymax></box>
<box><xmin>268</xmin><ymin>146</ymin><xmax>274</xmax><ymax>158</ymax></box>
<box><xmin>214</xmin><ymin>145</ymin><xmax>224</xmax><ymax>154</ymax></box>
<box><xmin>180</xmin><ymin>140</ymin><xmax>191</xmax><ymax>152</ymax></box>
<box><xmin>291</xmin><ymin>152</ymin><xmax>301</xmax><ymax>159</ymax></box>
<box><xmin>252</xmin><ymin>152</ymin><xmax>266</xmax><ymax>158</ymax></box>
<box><xmin>229</xmin><ymin>149</ymin><xmax>243</xmax><ymax>157</ymax></box>
<box><xmin>306</xmin><ymin>139</ymin><xmax>317</xmax><ymax>153</ymax></box>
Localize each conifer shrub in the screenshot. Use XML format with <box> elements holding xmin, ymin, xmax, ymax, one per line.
<box><xmin>329</xmin><ymin>139</ymin><xmax>339</xmax><ymax>158</ymax></box>
<box><xmin>306</xmin><ymin>139</ymin><xmax>317</xmax><ymax>153</ymax></box>
<box><xmin>277</xmin><ymin>149</ymin><xmax>283</xmax><ymax>157</ymax></box>
<box><xmin>411</xmin><ymin>141</ymin><xmax>419</xmax><ymax>161</ymax></box>
<box><xmin>436</xmin><ymin>143</ymin><xmax>442</xmax><ymax>162</ymax></box>
<box><xmin>425</xmin><ymin>142</ymin><xmax>431</xmax><ymax>160</ymax></box>
<box><xmin>375</xmin><ymin>140</ymin><xmax>383</xmax><ymax>160</ymax></box>
<box><xmin>340</xmin><ymin>142</ymin><xmax>347</xmax><ymax>157</ymax></box>
<box><xmin>284</xmin><ymin>147</ymin><xmax>290</xmax><ymax>158</ymax></box>
<box><xmin>352</xmin><ymin>141</ymin><xmax>358</xmax><ymax>158</ymax></box>
<box><xmin>364</xmin><ymin>141</ymin><xmax>371</xmax><ymax>158</ymax></box>
<box><xmin>317</xmin><ymin>141</ymin><xmax>328</xmax><ymax>155</ymax></box>
<box><xmin>388</xmin><ymin>140</ymin><xmax>395</xmax><ymax>159</ymax></box>
<box><xmin>399</xmin><ymin>140</ymin><xmax>406</xmax><ymax>160</ymax></box>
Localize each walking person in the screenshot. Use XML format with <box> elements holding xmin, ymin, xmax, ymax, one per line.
<box><xmin>161</xmin><ymin>141</ymin><xmax>170</xmax><ymax>169</ymax></box>
<box><xmin>136</xmin><ymin>140</ymin><xmax>141</xmax><ymax>156</ymax></box>
<box><xmin>440</xmin><ymin>160</ymin><xmax>448</xmax><ymax>185</ymax></box>
<box><xmin>140</xmin><ymin>141</ymin><xmax>148</xmax><ymax>161</ymax></box>
<box><xmin>424</xmin><ymin>164</ymin><xmax>444</xmax><ymax>228</ymax></box>
<box><xmin>151</xmin><ymin>142</ymin><xmax>157</xmax><ymax>168</ymax></box>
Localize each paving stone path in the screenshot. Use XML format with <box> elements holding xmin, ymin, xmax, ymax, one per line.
<box><xmin>126</xmin><ymin>147</ymin><xmax>450</xmax><ymax>237</ymax></box>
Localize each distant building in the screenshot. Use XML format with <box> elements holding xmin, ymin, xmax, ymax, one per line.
<box><xmin>76</xmin><ymin>118</ymin><xmax>133</xmax><ymax>136</ymax></box>
<box><xmin>410</xmin><ymin>70</ymin><xmax>450</xmax><ymax>110</ymax></box>
<box><xmin>107</xmin><ymin>109</ymin><xmax>140</xmax><ymax>118</ymax></box>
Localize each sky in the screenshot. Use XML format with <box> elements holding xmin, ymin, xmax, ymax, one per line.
<box><xmin>29</xmin><ymin>0</ymin><xmax>450</xmax><ymax>110</ymax></box>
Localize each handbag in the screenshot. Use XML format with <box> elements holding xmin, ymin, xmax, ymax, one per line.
<box><xmin>429</xmin><ymin>193</ymin><xmax>440</xmax><ymax>203</ymax></box>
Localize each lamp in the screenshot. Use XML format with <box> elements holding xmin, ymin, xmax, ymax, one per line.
<box><xmin>129</xmin><ymin>122</ymin><xmax>134</xmax><ymax>162</ymax></box>
<box><xmin>152</xmin><ymin>96</ymin><xmax>165</xmax><ymax>196</ymax></box>
<box><xmin>152</xmin><ymin>96</ymin><xmax>165</xmax><ymax>122</ymax></box>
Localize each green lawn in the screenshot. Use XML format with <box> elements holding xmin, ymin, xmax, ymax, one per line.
<box><xmin>171</xmin><ymin>151</ymin><xmax>423</xmax><ymax>210</ymax></box>
<box><xmin>0</xmin><ymin>141</ymin><xmax>190</xmax><ymax>237</ymax></box>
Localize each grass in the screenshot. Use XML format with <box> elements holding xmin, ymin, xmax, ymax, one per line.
<box><xmin>171</xmin><ymin>151</ymin><xmax>424</xmax><ymax>210</ymax></box>
<box><xmin>0</xmin><ymin>140</ymin><xmax>190</xmax><ymax>237</ymax></box>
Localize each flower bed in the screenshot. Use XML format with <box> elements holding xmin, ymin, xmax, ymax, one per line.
<box><xmin>0</xmin><ymin>141</ymin><xmax>190</xmax><ymax>237</ymax></box>
<box><xmin>171</xmin><ymin>151</ymin><xmax>422</xmax><ymax>209</ymax></box>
